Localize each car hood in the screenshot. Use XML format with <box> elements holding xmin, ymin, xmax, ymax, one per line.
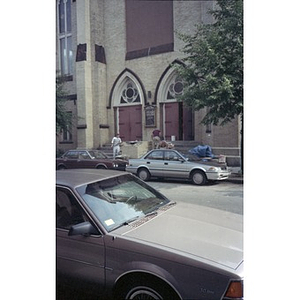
<box><xmin>114</xmin><ymin>158</ymin><xmax>128</xmax><ymax>163</ymax></box>
<box><xmin>120</xmin><ymin>203</ymin><xmax>243</xmax><ymax>270</ymax></box>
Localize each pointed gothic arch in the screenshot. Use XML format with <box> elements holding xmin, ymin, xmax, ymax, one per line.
<box><xmin>109</xmin><ymin>68</ymin><xmax>147</xmax><ymax>108</ymax></box>
<box><xmin>109</xmin><ymin>69</ymin><xmax>146</xmax><ymax>141</ymax></box>
<box><xmin>155</xmin><ymin>61</ymin><xmax>194</xmax><ymax>141</ymax></box>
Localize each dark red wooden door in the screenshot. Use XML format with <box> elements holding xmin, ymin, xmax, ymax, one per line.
<box><xmin>164</xmin><ymin>102</ymin><xmax>179</xmax><ymax>140</ymax></box>
<box><xmin>162</xmin><ymin>102</ymin><xmax>193</xmax><ymax>141</ymax></box>
<box><xmin>181</xmin><ymin>104</ymin><xmax>194</xmax><ymax>140</ymax></box>
<box><xmin>118</xmin><ymin>105</ymin><xmax>142</xmax><ymax>141</ymax></box>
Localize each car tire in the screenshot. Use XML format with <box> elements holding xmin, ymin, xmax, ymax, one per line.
<box><xmin>115</xmin><ymin>275</ymin><xmax>180</xmax><ymax>300</ymax></box>
<box><xmin>57</xmin><ymin>165</ymin><xmax>66</xmax><ymax>170</ymax></box>
<box><xmin>137</xmin><ymin>168</ymin><xmax>150</xmax><ymax>181</ymax></box>
<box><xmin>96</xmin><ymin>165</ymin><xmax>107</xmax><ymax>169</ymax></box>
<box><xmin>191</xmin><ymin>170</ymin><xmax>207</xmax><ymax>185</ymax></box>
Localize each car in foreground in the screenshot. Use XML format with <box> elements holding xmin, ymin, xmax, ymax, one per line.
<box><xmin>56</xmin><ymin>169</ymin><xmax>243</xmax><ymax>299</ymax></box>
<box><xmin>126</xmin><ymin>149</ymin><xmax>230</xmax><ymax>185</ymax></box>
<box><xmin>56</xmin><ymin>149</ymin><xmax>128</xmax><ymax>171</ymax></box>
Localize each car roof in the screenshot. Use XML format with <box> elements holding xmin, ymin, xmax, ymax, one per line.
<box><xmin>147</xmin><ymin>149</ymin><xmax>181</xmax><ymax>153</ymax></box>
<box><xmin>64</xmin><ymin>149</ymin><xmax>102</xmax><ymax>152</ymax></box>
<box><xmin>151</xmin><ymin>149</ymin><xmax>177</xmax><ymax>151</ymax></box>
<box><xmin>56</xmin><ymin>169</ymin><xmax>125</xmax><ymax>188</ymax></box>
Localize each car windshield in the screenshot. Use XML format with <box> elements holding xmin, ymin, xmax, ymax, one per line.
<box><xmin>76</xmin><ymin>174</ymin><xmax>170</xmax><ymax>232</ymax></box>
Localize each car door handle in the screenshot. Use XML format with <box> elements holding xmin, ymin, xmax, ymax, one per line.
<box><xmin>164</xmin><ymin>163</ymin><xmax>168</xmax><ymax>165</ymax></box>
<box><xmin>147</xmin><ymin>161</ymin><xmax>150</xmax><ymax>164</ymax></box>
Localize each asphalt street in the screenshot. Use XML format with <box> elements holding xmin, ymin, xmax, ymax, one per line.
<box><xmin>147</xmin><ymin>178</ymin><xmax>243</xmax><ymax>215</ymax></box>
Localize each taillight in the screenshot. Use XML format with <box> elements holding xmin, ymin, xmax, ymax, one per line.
<box><xmin>224</xmin><ymin>280</ymin><xmax>243</xmax><ymax>299</ymax></box>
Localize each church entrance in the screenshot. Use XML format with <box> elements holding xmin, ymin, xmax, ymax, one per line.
<box><xmin>161</xmin><ymin>102</ymin><xmax>194</xmax><ymax>141</ymax></box>
<box><xmin>118</xmin><ymin>105</ymin><xmax>142</xmax><ymax>141</ymax></box>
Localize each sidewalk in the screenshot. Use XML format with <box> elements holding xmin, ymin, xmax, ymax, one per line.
<box><xmin>227</xmin><ymin>167</ymin><xmax>243</xmax><ymax>184</ymax></box>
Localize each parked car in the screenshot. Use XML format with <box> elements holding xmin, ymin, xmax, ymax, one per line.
<box><xmin>56</xmin><ymin>169</ymin><xmax>243</xmax><ymax>299</ymax></box>
<box><xmin>126</xmin><ymin>149</ymin><xmax>230</xmax><ymax>185</ymax></box>
<box><xmin>56</xmin><ymin>149</ymin><xmax>128</xmax><ymax>171</ymax></box>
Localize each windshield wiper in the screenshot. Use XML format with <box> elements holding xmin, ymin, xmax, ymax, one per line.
<box><xmin>110</xmin><ymin>215</ymin><xmax>140</xmax><ymax>231</ymax></box>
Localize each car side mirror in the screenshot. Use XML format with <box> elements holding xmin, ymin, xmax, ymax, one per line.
<box><xmin>68</xmin><ymin>221</ymin><xmax>99</xmax><ymax>237</ymax></box>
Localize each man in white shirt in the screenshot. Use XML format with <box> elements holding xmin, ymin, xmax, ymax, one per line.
<box><xmin>111</xmin><ymin>133</ymin><xmax>122</xmax><ymax>159</ymax></box>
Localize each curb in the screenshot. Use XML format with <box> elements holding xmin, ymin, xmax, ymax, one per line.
<box><xmin>227</xmin><ymin>172</ymin><xmax>243</xmax><ymax>184</ymax></box>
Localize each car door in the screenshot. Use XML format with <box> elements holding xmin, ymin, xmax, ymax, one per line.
<box><xmin>77</xmin><ymin>151</ymin><xmax>96</xmax><ymax>168</ymax></box>
<box><xmin>56</xmin><ymin>187</ymin><xmax>105</xmax><ymax>289</ymax></box>
<box><xmin>62</xmin><ymin>150</ymin><xmax>80</xmax><ymax>168</ymax></box>
<box><xmin>143</xmin><ymin>150</ymin><xmax>165</xmax><ymax>177</ymax></box>
<box><xmin>163</xmin><ymin>150</ymin><xmax>189</xmax><ymax>179</ymax></box>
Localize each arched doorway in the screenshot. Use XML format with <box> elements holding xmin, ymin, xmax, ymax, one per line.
<box><xmin>157</xmin><ymin>67</ymin><xmax>194</xmax><ymax>141</ymax></box>
<box><xmin>111</xmin><ymin>70</ymin><xmax>144</xmax><ymax>141</ymax></box>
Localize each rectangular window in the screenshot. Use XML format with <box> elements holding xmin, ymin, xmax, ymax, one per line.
<box><xmin>61</xmin><ymin>112</ymin><xmax>73</xmax><ymax>142</ymax></box>
<box><xmin>62</xmin><ymin>125</ymin><xmax>72</xmax><ymax>142</ymax></box>
<box><xmin>58</xmin><ymin>0</ymin><xmax>73</xmax><ymax>75</ymax></box>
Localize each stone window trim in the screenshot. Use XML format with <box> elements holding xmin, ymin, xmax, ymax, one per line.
<box><xmin>109</xmin><ymin>69</ymin><xmax>147</xmax><ymax>109</ymax></box>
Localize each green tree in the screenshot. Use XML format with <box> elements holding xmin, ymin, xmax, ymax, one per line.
<box><xmin>176</xmin><ymin>0</ymin><xmax>243</xmax><ymax>126</ymax></box>
<box><xmin>176</xmin><ymin>0</ymin><xmax>243</xmax><ymax>172</ymax></box>
<box><xmin>56</xmin><ymin>75</ymin><xmax>73</xmax><ymax>134</ymax></box>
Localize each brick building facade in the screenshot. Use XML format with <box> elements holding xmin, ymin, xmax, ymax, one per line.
<box><xmin>56</xmin><ymin>0</ymin><xmax>241</xmax><ymax>161</ymax></box>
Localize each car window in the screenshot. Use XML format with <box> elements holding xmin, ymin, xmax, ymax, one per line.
<box><xmin>145</xmin><ymin>150</ymin><xmax>164</xmax><ymax>160</ymax></box>
<box><xmin>165</xmin><ymin>151</ymin><xmax>180</xmax><ymax>161</ymax></box>
<box><xmin>65</xmin><ymin>151</ymin><xmax>79</xmax><ymax>159</ymax></box>
<box><xmin>79</xmin><ymin>151</ymin><xmax>90</xmax><ymax>160</ymax></box>
<box><xmin>90</xmin><ymin>151</ymin><xmax>106</xmax><ymax>159</ymax></box>
<box><xmin>56</xmin><ymin>188</ymin><xmax>86</xmax><ymax>230</ymax></box>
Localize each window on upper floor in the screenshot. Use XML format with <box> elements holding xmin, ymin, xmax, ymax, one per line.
<box><xmin>58</xmin><ymin>0</ymin><xmax>73</xmax><ymax>76</ymax></box>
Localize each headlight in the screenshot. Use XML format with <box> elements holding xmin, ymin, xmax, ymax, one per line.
<box><xmin>208</xmin><ymin>167</ymin><xmax>219</xmax><ymax>172</ymax></box>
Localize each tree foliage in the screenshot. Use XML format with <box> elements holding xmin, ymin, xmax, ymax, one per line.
<box><xmin>176</xmin><ymin>0</ymin><xmax>243</xmax><ymax>126</ymax></box>
<box><xmin>56</xmin><ymin>75</ymin><xmax>73</xmax><ymax>134</ymax></box>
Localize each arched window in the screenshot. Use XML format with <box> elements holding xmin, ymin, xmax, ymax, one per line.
<box><xmin>121</xmin><ymin>81</ymin><xmax>141</xmax><ymax>104</ymax></box>
<box><xmin>167</xmin><ymin>75</ymin><xmax>184</xmax><ymax>100</ymax></box>
<box><xmin>110</xmin><ymin>70</ymin><xmax>144</xmax><ymax>107</ymax></box>
<box><xmin>156</xmin><ymin>67</ymin><xmax>184</xmax><ymax>103</ymax></box>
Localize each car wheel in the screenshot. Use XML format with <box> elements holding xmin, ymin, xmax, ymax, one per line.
<box><xmin>96</xmin><ymin>165</ymin><xmax>107</xmax><ymax>169</ymax></box>
<box><xmin>57</xmin><ymin>165</ymin><xmax>66</xmax><ymax>170</ymax></box>
<box><xmin>191</xmin><ymin>170</ymin><xmax>207</xmax><ymax>185</ymax></box>
<box><xmin>116</xmin><ymin>276</ymin><xmax>179</xmax><ymax>300</ymax></box>
<box><xmin>137</xmin><ymin>168</ymin><xmax>150</xmax><ymax>181</ymax></box>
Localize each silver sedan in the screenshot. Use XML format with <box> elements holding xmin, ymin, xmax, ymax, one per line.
<box><xmin>126</xmin><ymin>149</ymin><xmax>230</xmax><ymax>185</ymax></box>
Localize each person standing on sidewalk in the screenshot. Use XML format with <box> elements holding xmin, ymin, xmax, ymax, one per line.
<box><xmin>111</xmin><ymin>133</ymin><xmax>122</xmax><ymax>159</ymax></box>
